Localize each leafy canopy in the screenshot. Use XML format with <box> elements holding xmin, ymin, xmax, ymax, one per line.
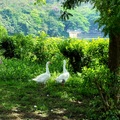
<box><xmin>35</xmin><ymin>0</ymin><xmax>120</xmax><ymax>35</ymax></box>
<box><xmin>60</xmin><ymin>0</ymin><xmax>120</xmax><ymax>35</ymax></box>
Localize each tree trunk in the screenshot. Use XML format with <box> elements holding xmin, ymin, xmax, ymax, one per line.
<box><xmin>108</xmin><ymin>32</ymin><xmax>120</xmax><ymax>73</ymax></box>
<box><xmin>108</xmin><ymin>31</ymin><xmax>120</xmax><ymax>106</ymax></box>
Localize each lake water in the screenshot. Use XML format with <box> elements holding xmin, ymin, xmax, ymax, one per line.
<box><xmin>78</xmin><ymin>33</ymin><xmax>108</xmax><ymax>40</ymax></box>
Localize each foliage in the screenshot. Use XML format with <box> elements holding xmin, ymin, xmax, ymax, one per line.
<box><xmin>0</xmin><ymin>36</ymin><xmax>15</xmax><ymax>58</ymax></box>
<box><xmin>93</xmin><ymin>0</ymin><xmax>120</xmax><ymax>35</ymax></box>
<box><xmin>81</xmin><ymin>65</ymin><xmax>120</xmax><ymax>119</ymax></box>
<box><xmin>60</xmin><ymin>0</ymin><xmax>120</xmax><ymax>35</ymax></box>
<box><xmin>59</xmin><ymin>1</ymin><xmax>120</xmax><ymax>119</ymax></box>
<box><xmin>63</xmin><ymin>8</ymin><xmax>90</xmax><ymax>32</ymax></box>
<box><xmin>87</xmin><ymin>38</ymin><xmax>109</xmax><ymax>66</ymax></box>
<box><xmin>0</xmin><ymin>32</ymin><xmax>109</xmax><ymax>73</ymax></box>
<box><xmin>0</xmin><ymin>35</ymin><xmax>120</xmax><ymax>119</ymax></box>
<box><xmin>0</xmin><ymin>57</ymin><xmax>119</xmax><ymax>119</ymax></box>
<box><xmin>33</xmin><ymin>35</ymin><xmax>47</xmax><ymax>63</ymax></box>
<box><xmin>58</xmin><ymin>38</ymin><xmax>109</xmax><ymax>73</ymax></box>
<box><xmin>33</xmin><ymin>33</ymin><xmax>65</xmax><ymax>69</ymax></box>
<box><xmin>0</xmin><ymin>32</ymin><xmax>65</xmax><ymax>69</ymax></box>
<box><xmin>0</xmin><ymin>25</ymin><xmax>8</xmax><ymax>39</ymax></box>
<box><xmin>0</xmin><ymin>34</ymin><xmax>34</xmax><ymax>59</ymax></box>
<box><xmin>0</xmin><ymin>0</ymin><xmax>100</xmax><ymax>37</ymax></box>
<box><xmin>0</xmin><ymin>58</ymin><xmax>36</xmax><ymax>81</ymax></box>
<box><xmin>42</xmin><ymin>37</ymin><xmax>65</xmax><ymax>72</ymax></box>
<box><xmin>58</xmin><ymin>38</ymin><xmax>88</xmax><ymax>72</ymax></box>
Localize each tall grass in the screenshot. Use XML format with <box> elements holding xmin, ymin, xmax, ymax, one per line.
<box><xmin>0</xmin><ymin>58</ymin><xmax>43</xmax><ymax>81</ymax></box>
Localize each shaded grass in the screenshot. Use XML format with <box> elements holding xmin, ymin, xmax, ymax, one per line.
<box><xmin>0</xmin><ymin>79</ymin><xmax>90</xmax><ymax>120</ymax></box>
<box><xmin>0</xmin><ymin>58</ymin><xmax>98</xmax><ymax>119</ymax></box>
<box><xmin>0</xmin><ymin>58</ymin><xmax>50</xmax><ymax>81</ymax></box>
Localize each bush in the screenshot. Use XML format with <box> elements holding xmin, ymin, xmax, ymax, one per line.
<box><xmin>58</xmin><ymin>38</ymin><xmax>90</xmax><ymax>73</ymax></box>
<box><xmin>0</xmin><ymin>25</ymin><xmax>8</xmax><ymax>39</ymax></box>
<box><xmin>0</xmin><ymin>33</ymin><xmax>109</xmax><ymax>74</ymax></box>
<box><xmin>81</xmin><ymin>65</ymin><xmax>120</xmax><ymax>119</ymax></box>
<box><xmin>0</xmin><ymin>34</ymin><xmax>34</xmax><ymax>59</ymax></box>
<box><xmin>87</xmin><ymin>38</ymin><xmax>109</xmax><ymax>66</ymax></box>
<box><xmin>58</xmin><ymin>38</ymin><xmax>109</xmax><ymax>73</ymax></box>
<box><xmin>0</xmin><ymin>36</ymin><xmax>15</xmax><ymax>58</ymax></box>
<box><xmin>33</xmin><ymin>36</ymin><xmax>65</xmax><ymax>72</ymax></box>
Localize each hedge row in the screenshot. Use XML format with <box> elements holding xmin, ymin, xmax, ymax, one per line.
<box><xmin>0</xmin><ymin>33</ymin><xmax>109</xmax><ymax>73</ymax></box>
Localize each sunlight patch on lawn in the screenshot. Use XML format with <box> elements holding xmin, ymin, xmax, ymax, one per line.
<box><xmin>34</xmin><ymin>110</ymin><xmax>49</xmax><ymax>117</ymax></box>
<box><xmin>51</xmin><ymin>108</ymin><xmax>66</xmax><ymax>114</ymax></box>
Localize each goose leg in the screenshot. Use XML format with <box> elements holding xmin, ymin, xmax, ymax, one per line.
<box><xmin>62</xmin><ymin>79</ymin><xmax>65</xmax><ymax>86</ymax></box>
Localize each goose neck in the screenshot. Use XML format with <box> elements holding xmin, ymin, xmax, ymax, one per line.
<box><xmin>46</xmin><ymin>63</ymin><xmax>50</xmax><ymax>73</ymax></box>
<box><xmin>63</xmin><ymin>62</ymin><xmax>67</xmax><ymax>72</ymax></box>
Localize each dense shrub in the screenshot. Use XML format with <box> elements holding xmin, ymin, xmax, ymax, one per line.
<box><xmin>0</xmin><ymin>25</ymin><xmax>8</xmax><ymax>39</ymax></box>
<box><xmin>0</xmin><ymin>36</ymin><xmax>15</xmax><ymax>58</ymax></box>
<box><xmin>33</xmin><ymin>35</ymin><xmax>65</xmax><ymax>72</ymax></box>
<box><xmin>13</xmin><ymin>34</ymin><xmax>34</xmax><ymax>59</ymax></box>
<box><xmin>81</xmin><ymin>65</ymin><xmax>120</xmax><ymax>119</ymax></box>
<box><xmin>0</xmin><ymin>34</ymin><xmax>34</xmax><ymax>59</ymax></box>
<box><xmin>33</xmin><ymin>39</ymin><xmax>46</xmax><ymax>63</ymax></box>
<box><xmin>58</xmin><ymin>38</ymin><xmax>109</xmax><ymax>73</ymax></box>
<box><xmin>87</xmin><ymin>38</ymin><xmax>109</xmax><ymax>66</ymax></box>
<box><xmin>58</xmin><ymin>38</ymin><xmax>90</xmax><ymax>73</ymax></box>
<box><xmin>0</xmin><ymin>32</ymin><xmax>109</xmax><ymax>74</ymax></box>
<box><xmin>43</xmin><ymin>37</ymin><xmax>65</xmax><ymax>72</ymax></box>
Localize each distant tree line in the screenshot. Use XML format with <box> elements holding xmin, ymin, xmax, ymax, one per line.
<box><xmin>0</xmin><ymin>0</ymin><xmax>100</xmax><ymax>37</ymax></box>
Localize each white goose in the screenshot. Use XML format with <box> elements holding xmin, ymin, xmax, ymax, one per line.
<box><xmin>32</xmin><ymin>61</ymin><xmax>51</xmax><ymax>83</ymax></box>
<box><xmin>55</xmin><ymin>60</ymin><xmax>70</xmax><ymax>84</ymax></box>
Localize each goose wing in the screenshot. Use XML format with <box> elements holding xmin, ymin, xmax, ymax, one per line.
<box><xmin>33</xmin><ymin>72</ymin><xmax>50</xmax><ymax>83</ymax></box>
<box><xmin>56</xmin><ymin>72</ymin><xmax>69</xmax><ymax>83</ymax></box>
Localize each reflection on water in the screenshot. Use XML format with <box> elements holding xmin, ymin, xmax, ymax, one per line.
<box><xmin>78</xmin><ymin>33</ymin><xmax>108</xmax><ymax>39</ymax></box>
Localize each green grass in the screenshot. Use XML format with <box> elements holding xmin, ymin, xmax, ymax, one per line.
<box><xmin>0</xmin><ymin>58</ymin><xmax>90</xmax><ymax>119</ymax></box>
<box><xmin>0</xmin><ymin>79</ymin><xmax>90</xmax><ymax>120</ymax></box>
<box><xmin>1</xmin><ymin>58</ymin><xmax>119</xmax><ymax>119</ymax></box>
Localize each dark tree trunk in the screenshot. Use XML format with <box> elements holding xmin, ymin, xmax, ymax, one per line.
<box><xmin>108</xmin><ymin>31</ymin><xmax>120</xmax><ymax>106</ymax></box>
<box><xmin>108</xmin><ymin>32</ymin><xmax>120</xmax><ymax>73</ymax></box>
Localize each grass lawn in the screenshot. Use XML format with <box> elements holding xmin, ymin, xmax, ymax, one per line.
<box><xmin>0</xmin><ymin>80</ymin><xmax>90</xmax><ymax>120</ymax></box>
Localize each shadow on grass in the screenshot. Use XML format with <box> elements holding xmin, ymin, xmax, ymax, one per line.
<box><xmin>0</xmin><ymin>80</ymin><xmax>90</xmax><ymax>120</ymax></box>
